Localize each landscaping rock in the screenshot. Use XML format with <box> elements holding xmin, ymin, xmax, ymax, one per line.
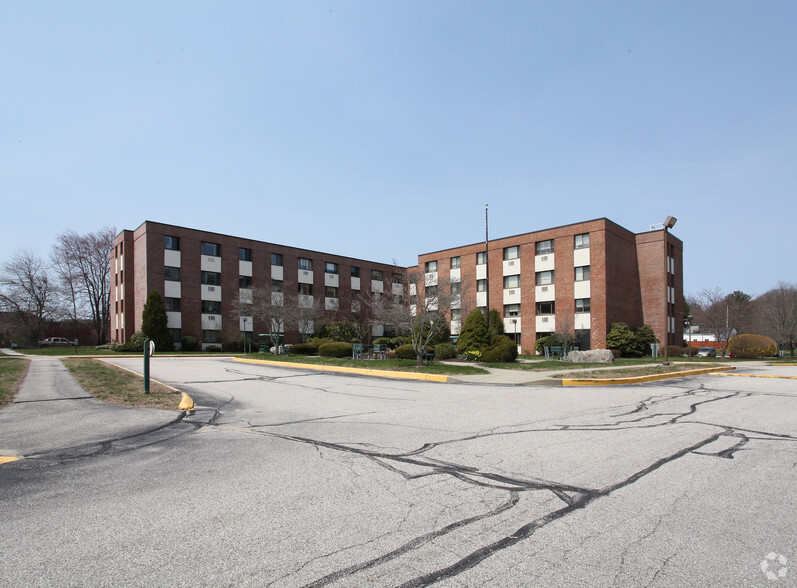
<box><xmin>567</xmin><ymin>349</ymin><xmax>614</xmax><ymax>363</ymax></box>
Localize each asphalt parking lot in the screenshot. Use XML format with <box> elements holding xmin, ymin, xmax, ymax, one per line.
<box><xmin>1</xmin><ymin>356</ymin><xmax>795</xmax><ymax>586</ymax></box>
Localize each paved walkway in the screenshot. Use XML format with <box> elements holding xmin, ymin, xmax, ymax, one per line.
<box><xmin>0</xmin><ymin>350</ymin><xmax>180</xmax><ymax>459</ymax></box>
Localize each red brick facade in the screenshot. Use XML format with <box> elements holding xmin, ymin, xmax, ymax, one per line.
<box><xmin>110</xmin><ymin>218</ymin><xmax>683</xmax><ymax>352</ymax></box>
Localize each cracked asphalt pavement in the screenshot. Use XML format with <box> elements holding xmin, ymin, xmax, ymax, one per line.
<box><xmin>1</xmin><ymin>356</ymin><xmax>795</xmax><ymax>586</ymax></box>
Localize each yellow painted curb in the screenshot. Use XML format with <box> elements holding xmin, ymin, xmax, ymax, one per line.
<box><xmin>562</xmin><ymin>365</ymin><xmax>736</xmax><ymax>386</ymax></box>
<box><xmin>178</xmin><ymin>392</ymin><xmax>195</xmax><ymax>410</ymax></box>
<box><xmin>716</xmin><ymin>373</ymin><xmax>797</xmax><ymax>380</ymax></box>
<box><xmin>233</xmin><ymin>357</ymin><xmax>449</xmax><ymax>383</ymax></box>
<box><xmin>0</xmin><ymin>456</ymin><xmax>20</xmax><ymax>465</ymax></box>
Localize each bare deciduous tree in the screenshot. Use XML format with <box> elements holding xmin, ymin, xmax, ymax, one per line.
<box><xmin>756</xmin><ymin>282</ymin><xmax>797</xmax><ymax>357</ymax></box>
<box><xmin>371</xmin><ymin>268</ymin><xmax>456</xmax><ymax>366</ymax></box>
<box><xmin>689</xmin><ymin>287</ymin><xmax>754</xmax><ymax>357</ymax></box>
<box><xmin>51</xmin><ymin>227</ymin><xmax>115</xmax><ymax>344</ymax></box>
<box><xmin>0</xmin><ymin>250</ymin><xmax>58</xmax><ymax>345</ymax></box>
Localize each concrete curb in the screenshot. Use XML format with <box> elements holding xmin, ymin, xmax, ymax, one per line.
<box><xmin>233</xmin><ymin>357</ymin><xmax>449</xmax><ymax>383</ymax></box>
<box><xmin>561</xmin><ymin>365</ymin><xmax>736</xmax><ymax>386</ymax></box>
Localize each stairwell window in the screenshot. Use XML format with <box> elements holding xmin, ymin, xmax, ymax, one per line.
<box><xmin>535</xmin><ymin>271</ymin><xmax>554</xmax><ymax>286</ymax></box>
<box><xmin>535</xmin><ymin>240</ymin><xmax>554</xmax><ymax>255</ymax></box>
<box><xmin>503</xmin><ymin>246</ymin><xmax>519</xmax><ymax>260</ymax></box>
<box><xmin>574</xmin><ymin>233</ymin><xmax>590</xmax><ymax>249</ymax></box>
<box><xmin>575</xmin><ymin>266</ymin><xmax>591</xmax><ymax>281</ymax></box>
<box><xmin>201</xmin><ymin>242</ymin><xmax>220</xmax><ymax>257</ymax></box>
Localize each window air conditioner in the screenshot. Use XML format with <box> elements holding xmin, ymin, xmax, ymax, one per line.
<box><xmin>208</xmin><ymin>286</ymin><xmax>215</xmax><ymax>292</ymax></box>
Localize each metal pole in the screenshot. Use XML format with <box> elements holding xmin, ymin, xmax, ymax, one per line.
<box><xmin>663</xmin><ymin>227</ymin><xmax>669</xmax><ymax>366</ymax></box>
<box><xmin>485</xmin><ymin>203</ymin><xmax>490</xmax><ymax>334</ymax></box>
<box><xmin>143</xmin><ymin>337</ymin><xmax>150</xmax><ymax>393</ymax></box>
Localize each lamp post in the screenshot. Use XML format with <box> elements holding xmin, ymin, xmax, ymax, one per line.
<box><xmin>485</xmin><ymin>203</ymin><xmax>490</xmax><ymax>334</ymax></box>
<box><xmin>662</xmin><ymin>216</ymin><xmax>677</xmax><ymax>366</ymax></box>
<box><xmin>243</xmin><ymin>317</ymin><xmax>249</xmax><ymax>354</ymax></box>
<box><xmin>512</xmin><ymin>318</ymin><xmax>518</xmax><ymax>353</ymax></box>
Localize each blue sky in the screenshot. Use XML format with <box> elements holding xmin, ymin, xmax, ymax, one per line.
<box><xmin>2</xmin><ymin>1</ymin><xmax>795</xmax><ymax>297</ymax></box>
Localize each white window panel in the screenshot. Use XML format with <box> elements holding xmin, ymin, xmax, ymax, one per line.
<box><xmin>271</xmin><ymin>265</ymin><xmax>284</xmax><ymax>281</ymax></box>
<box><xmin>574</xmin><ymin>280</ymin><xmax>591</xmax><ymax>299</ymax></box>
<box><xmin>351</xmin><ymin>276</ymin><xmax>361</xmax><ymax>291</ymax></box>
<box><xmin>166</xmin><ymin>311</ymin><xmax>181</xmax><ymax>329</ymax></box>
<box><xmin>573</xmin><ymin>247</ymin><xmax>590</xmax><ymax>267</ymax></box>
<box><xmin>476</xmin><ymin>264</ymin><xmax>487</xmax><ymax>280</ymax></box>
<box><xmin>574</xmin><ymin>313</ymin><xmax>591</xmax><ymax>330</ymax></box>
<box><xmin>535</xmin><ymin>254</ymin><xmax>555</xmax><ymax>271</ymax></box>
<box><xmin>424</xmin><ymin>271</ymin><xmax>438</xmax><ymax>287</ymax></box>
<box><xmin>503</xmin><ymin>317</ymin><xmax>521</xmax><ymax>334</ymax></box>
<box><xmin>535</xmin><ymin>284</ymin><xmax>555</xmax><ymax>302</ymax></box>
<box><xmin>239</xmin><ymin>260</ymin><xmax>253</xmax><ymax>277</ymax></box>
<box><xmin>371</xmin><ymin>280</ymin><xmax>384</xmax><ymax>293</ymax></box>
<box><xmin>201</xmin><ymin>255</ymin><xmax>221</xmax><ymax>272</ymax></box>
<box><xmin>476</xmin><ymin>291</ymin><xmax>487</xmax><ymax>307</ymax></box>
<box><xmin>536</xmin><ymin>316</ymin><xmax>556</xmax><ymax>332</ymax></box>
<box><xmin>449</xmin><ymin>268</ymin><xmax>461</xmax><ymax>283</ymax></box>
<box><xmin>503</xmin><ymin>259</ymin><xmax>521</xmax><ymax>276</ymax></box>
<box><xmin>201</xmin><ymin>314</ymin><xmax>222</xmax><ymax>330</ymax></box>
<box><xmin>165</xmin><ymin>249</ymin><xmax>181</xmax><ymax>268</ymax></box>
<box><xmin>325</xmin><ymin>273</ymin><xmax>339</xmax><ymax>288</ymax></box>
<box><xmin>298</xmin><ymin>270</ymin><xmax>313</xmax><ymax>285</ymax></box>
<box><xmin>201</xmin><ymin>285</ymin><xmax>222</xmax><ymax>301</ymax></box>
<box><xmin>503</xmin><ymin>289</ymin><xmax>521</xmax><ymax>304</ymax></box>
<box><xmin>165</xmin><ymin>281</ymin><xmax>181</xmax><ymax>298</ymax></box>
<box><xmin>325</xmin><ymin>297</ymin><xmax>339</xmax><ymax>311</ymax></box>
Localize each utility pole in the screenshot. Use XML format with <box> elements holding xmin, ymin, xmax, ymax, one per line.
<box><xmin>485</xmin><ymin>203</ymin><xmax>490</xmax><ymax>334</ymax></box>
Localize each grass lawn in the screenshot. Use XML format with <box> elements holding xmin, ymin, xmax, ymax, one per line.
<box><xmin>63</xmin><ymin>358</ymin><xmax>181</xmax><ymax>410</ymax></box>
<box><xmin>563</xmin><ymin>364</ymin><xmax>713</xmax><ymax>379</ymax></box>
<box><xmin>0</xmin><ymin>357</ymin><xmax>29</xmax><ymax>408</ymax></box>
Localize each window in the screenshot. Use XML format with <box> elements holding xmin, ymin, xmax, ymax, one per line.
<box><xmin>393</xmin><ymin>294</ymin><xmax>404</xmax><ymax>304</ymax></box>
<box><xmin>271</xmin><ymin>253</ymin><xmax>283</xmax><ymax>266</ymax></box>
<box><xmin>202</xmin><ymin>330</ymin><xmax>222</xmax><ymax>344</ymax></box>
<box><xmin>164</xmin><ymin>266</ymin><xmax>181</xmax><ymax>281</ymax></box>
<box><xmin>535</xmin><ymin>240</ymin><xmax>554</xmax><ymax>255</ymax></box>
<box><xmin>450</xmin><ymin>282</ymin><xmax>461</xmax><ymax>295</ymax></box>
<box><xmin>298</xmin><ymin>283</ymin><xmax>312</xmax><ymax>296</ymax></box>
<box><xmin>451</xmin><ymin>308</ymin><xmax>461</xmax><ymax>322</ymax></box>
<box><xmin>477</xmin><ymin>279</ymin><xmax>488</xmax><ymax>292</ymax></box>
<box><xmin>325</xmin><ymin>286</ymin><xmax>339</xmax><ymax>298</ymax></box>
<box><xmin>425</xmin><ymin>261</ymin><xmax>438</xmax><ymax>273</ymax></box>
<box><xmin>201</xmin><ymin>242</ymin><xmax>220</xmax><ymax>257</ymax></box>
<box><xmin>271</xmin><ymin>279</ymin><xmax>283</xmax><ymax>292</ymax></box>
<box><xmin>298</xmin><ymin>258</ymin><xmax>312</xmax><ymax>271</ymax></box>
<box><xmin>165</xmin><ymin>297</ymin><xmax>181</xmax><ymax>311</ymax></box>
<box><xmin>201</xmin><ymin>271</ymin><xmax>221</xmax><ymax>286</ymax></box>
<box><xmin>393</xmin><ymin>274</ymin><xmax>402</xmax><ymax>284</ymax></box>
<box><xmin>170</xmin><ymin>328</ymin><xmax>181</xmax><ymax>343</ymax></box>
<box><xmin>477</xmin><ymin>251</ymin><xmax>487</xmax><ymax>265</ymax></box>
<box><xmin>350</xmin><ymin>266</ymin><xmax>360</xmax><ymax>277</ymax></box>
<box><xmin>536</xmin><ymin>301</ymin><xmax>555</xmax><ymax>315</ymax></box>
<box><xmin>201</xmin><ymin>300</ymin><xmax>222</xmax><ymax>314</ymax></box>
<box><xmin>239</xmin><ymin>248</ymin><xmax>252</xmax><ymax>261</ymax></box>
<box><xmin>450</xmin><ymin>256</ymin><xmax>461</xmax><ymax>269</ymax></box>
<box><xmin>575</xmin><ymin>266</ymin><xmax>591</xmax><ymax>281</ymax></box>
<box><xmin>325</xmin><ymin>262</ymin><xmax>338</xmax><ymax>274</ymax></box>
<box><xmin>535</xmin><ymin>271</ymin><xmax>554</xmax><ymax>285</ymax></box>
<box><xmin>575</xmin><ymin>298</ymin><xmax>591</xmax><ymax>313</ymax></box>
<box><xmin>371</xmin><ymin>269</ymin><xmax>383</xmax><ymax>281</ymax></box>
<box><xmin>425</xmin><ymin>285</ymin><xmax>438</xmax><ymax>297</ymax></box>
<box><xmin>164</xmin><ymin>236</ymin><xmax>180</xmax><ymax>251</ymax></box>
<box><xmin>239</xmin><ymin>276</ymin><xmax>252</xmax><ymax>289</ymax></box>
<box><xmin>503</xmin><ymin>246</ymin><xmax>519</xmax><ymax>260</ymax></box>
<box><xmin>504</xmin><ymin>304</ymin><xmax>520</xmax><ymax>317</ymax></box>
<box><xmin>503</xmin><ymin>275</ymin><xmax>520</xmax><ymax>289</ymax></box>
<box><xmin>575</xmin><ymin>233</ymin><xmax>590</xmax><ymax>249</ymax></box>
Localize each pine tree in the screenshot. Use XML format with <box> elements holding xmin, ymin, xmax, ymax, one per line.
<box><xmin>457</xmin><ymin>308</ymin><xmax>490</xmax><ymax>353</ymax></box>
<box><xmin>141</xmin><ymin>291</ymin><xmax>174</xmax><ymax>351</ymax></box>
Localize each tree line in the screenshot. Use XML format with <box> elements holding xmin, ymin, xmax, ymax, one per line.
<box><xmin>687</xmin><ymin>284</ymin><xmax>797</xmax><ymax>357</ymax></box>
<box><xmin>0</xmin><ymin>227</ymin><xmax>115</xmax><ymax>346</ymax></box>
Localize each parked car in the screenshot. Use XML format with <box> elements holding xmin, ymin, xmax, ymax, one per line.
<box><xmin>697</xmin><ymin>347</ymin><xmax>717</xmax><ymax>357</ymax></box>
<box><xmin>39</xmin><ymin>337</ymin><xmax>77</xmax><ymax>347</ymax></box>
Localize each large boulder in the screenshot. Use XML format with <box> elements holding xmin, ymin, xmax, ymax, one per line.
<box><xmin>567</xmin><ymin>349</ymin><xmax>614</xmax><ymax>363</ymax></box>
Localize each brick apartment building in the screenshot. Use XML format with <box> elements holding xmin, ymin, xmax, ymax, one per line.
<box><xmin>412</xmin><ymin>217</ymin><xmax>683</xmax><ymax>352</ymax></box>
<box><xmin>110</xmin><ymin>221</ymin><xmax>403</xmax><ymax>349</ymax></box>
<box><xmin>110</xmin><ymin>218</ymin><xmax>682</xmax><ymax>352</ymax></box>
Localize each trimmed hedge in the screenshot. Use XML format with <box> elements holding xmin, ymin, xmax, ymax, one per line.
<box><xmin>291</xmin><ymin>343</ymin><xmax>319</xmax><ymax>355</ymax></box>
<box><xmin>434</xmin><ymin>342</ymin><xmax>457</xmax><ymax>360</ymax></box>
<box><xmin>663</xmin><ymin>345</ymin><xmax>685</xmax><ymax>358</ymax></box>
<box><xmin>481</xmin><ymin>335</ymin><xmax>518</xmax><ymax>363</ymax></box>
<box><xmin>395</xmin><ymin>344</ymin><xmax>417</xmax><ymax>360</ymax></box>
<box><xmin>727</xmin><ymin>334</ymin><xmax>778</xmax><ymax>358</ymax></box>
<box><xmin>181</xmin><ymin>336</ymin><xmax>198</xmax><ymax>351</ymax></box>
<box><xmin>318</xmin><ymin>342</ymin><xmax>353</xmax><ymax>358</ymax></box>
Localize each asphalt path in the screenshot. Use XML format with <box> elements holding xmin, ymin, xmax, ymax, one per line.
<box><xmin>1</xmin><ymin>356</ymin><xmax>795</xmax><ymax>587</ymax></box>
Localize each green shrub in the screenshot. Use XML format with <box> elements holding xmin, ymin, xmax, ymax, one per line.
<box><xmin>663</xmin><ymin>345</ymin><xmax>684</xmax><ymax>358</ymax></box>
<box><xmin>457</xmin><ymin>309</ymin><xmax>489</xmax><ymax>353</ymax></box>
<box><xmin>395</xmin><ymin>344</ymin><xmax>417</xmax><ymax>360</ymax></box>
<box><xmin>434</xmin><ymin>342</ymin><xmax>457</xmax><ymax>360</ymax></box>
<box><xmin>462</xmin><ymin>350</ymin><xmax>482</xmax><ymax>361</ymax></box>
<box><xmin>114</xmin><ymin>342</ymin><xmax>142</xmax><ymax>352</ymax></box>
<box><xmin>181</xmin><ymin>336</ymin><xmax>198</xmax><ymax>352</ymax></box>
<box><xmin>481</xmin><ymin>335</ymin><xmax>518</xmax><ymax>363</ymax></box>
<box><xmin>535</xmin><ymin>335</ymin><xmax>561</xmax><ymax>353</ymax></box>
<box><xmin>318</xmin><ymin>342</ymin><xmax>353</xmax><ymax>358</ymax></box>
<box><xmin>291</xmin><ymin>343</ymin><xmax>318</xmax><ymax>355</ymax></box>
<box><xmin>727</xmin><ymin>334</ymin><xmax>778</xmax><ymax>358</ymax></box>
<box><xmin>206</xmin><ymin>345</ymin><xmax>222</xmax><ymax>352</ymax></box>
<box><xmin>308</xmin><ymin>337</ymin><xmax>334</xmax><ymax>349</ymax></box>
<box><xmin>683</xmin><ymin>345</ymin><xmax>701</xmax><ymax>357</ymax></box>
